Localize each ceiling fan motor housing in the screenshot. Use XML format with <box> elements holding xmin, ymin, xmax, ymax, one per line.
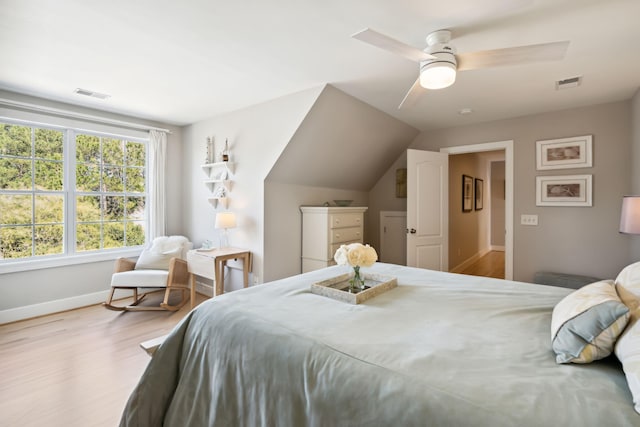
<box><xmin>419</xmin><ymin>30</ymin><xmax>457</xmax><ymax>89</ymax></box>
<box><xmin>422</xmin><ymin>29</ymin><xmax>457</xmax><ymax>69</ymax></box>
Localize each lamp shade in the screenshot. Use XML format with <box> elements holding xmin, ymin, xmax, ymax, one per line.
<box><xmin>620</xmin><ymin>196</ymin><xmax>640</xmax><ymax>234</ymax></box>
<box><xmin>419</xmin><ymin>62</ymin><xmax>456</xmax><ymax>89</ymax></box>
<box><xmin>215</xmin><ymin>212</ymin><xmax>237</xmax><ymax>229</ymax></box>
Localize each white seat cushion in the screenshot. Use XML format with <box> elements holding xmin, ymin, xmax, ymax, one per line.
<box><xmin>111</xmin><ymin>270</ymin><xmax>169</xmax><ymax>288</ymax></box>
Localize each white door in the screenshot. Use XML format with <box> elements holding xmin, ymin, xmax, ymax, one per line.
<box><xmin>380</xmin><ymin>211</ymin><xmax>406</xmax><ymax>265</ymax></box>
<box><xmin>407</xmin><ymin>149</ymin><xmax>448</xmax><ymax>270</ymax></box>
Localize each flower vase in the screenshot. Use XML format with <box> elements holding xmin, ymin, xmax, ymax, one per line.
<box><xmin>349</xmin><ymin>266</ymin><xmax>365</xmax><ymax>293</ymax></box>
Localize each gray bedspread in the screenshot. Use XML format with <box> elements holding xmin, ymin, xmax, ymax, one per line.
<box><xmin>120</xmin><ymin>263</ymin><xmax>639</xmax><ymax>426</ymax></box>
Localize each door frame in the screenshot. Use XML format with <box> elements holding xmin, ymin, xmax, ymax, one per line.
<box><xmin>440</xmin><ymin>140</ymin><xmax>513</xmax><ymax>280</ymax></box>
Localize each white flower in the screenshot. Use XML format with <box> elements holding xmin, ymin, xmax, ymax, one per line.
<box><xmin>334</xmin><ymin>244</ymin><xmax>349</xmax><ymax>266</ymax></box>
<box><xmin>334</xmin><ymin>243</ymin><xmax>377</xmax><ymax>268</ymax></box>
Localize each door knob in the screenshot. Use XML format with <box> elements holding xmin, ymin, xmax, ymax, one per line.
<box><xmin>408</xmin><ymin>228</ymin><xmax>416</xmax><ymax>234</ymax></box>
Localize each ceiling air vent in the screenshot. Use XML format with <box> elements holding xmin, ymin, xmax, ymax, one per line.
<box><xmin>555</xmin><ymin>76</ymin><xmax>582</xmax><ymax>90</ymax></box>
<box><xmin>74</xmin><ymin>88</ymin><xmax>111</xmax><ymax>100</ymax></box>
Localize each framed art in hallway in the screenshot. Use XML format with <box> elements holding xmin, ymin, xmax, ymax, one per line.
<box><xmin>475</xmin><ymin>178</ymin><xmax>483</xmax><ymax>211</ymax></box>
<box><xmin>536</xmin><ymin>135</ymin><xmax>593</xmax><ymax>170</ymax></box>
<box><xmin>536</xmin><ymin>174</ymin><xmax>592</xmax><ymax>207</ymax></box>
<box><xmin>462</xmin><ymin>175</ymin><xmax>473</xmax><ymax>212</ymax></box>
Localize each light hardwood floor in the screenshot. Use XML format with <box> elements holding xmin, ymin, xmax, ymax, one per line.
<box><xmin>0</xmin><ymin>292</ymin><xmax>207</xmax><ymax>427</ymax></box>
<box><xmin>458</xmin><ymin>250</ymin><xmax>505</xmax><ymax>279</ymax></box>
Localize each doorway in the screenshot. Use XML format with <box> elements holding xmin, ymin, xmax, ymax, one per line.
<box><xmin>440</xmin><ymin>141</ymin><xmax>513</xmax><ymax>280</ymax></box>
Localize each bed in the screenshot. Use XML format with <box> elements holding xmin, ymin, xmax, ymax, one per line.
<box><xmin>120</xmin><ymin>263</ymin><xmax>639</xmax><ymax>426</ymax></box>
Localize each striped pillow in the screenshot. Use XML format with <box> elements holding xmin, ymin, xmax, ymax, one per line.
<box><xmin>614</xmin><ymin>261</ymin><xmax>640</xmax><ymax>414</ymax></box>
<box><xmin>551</xmin><ymin>280</ymin><xmax>629</xmax><ymax>364</ymax></box>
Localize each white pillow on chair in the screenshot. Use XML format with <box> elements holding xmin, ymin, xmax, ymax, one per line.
<box><xmin>148</xmin><ymin>236</ymin><xmax>189</xmax><ymax>254</ymax></box>
<box><xmin>134</xmin><ymin>236</ymin><xmax>190</xmax><ymax>270</ymax></box>
<box><xmin>135</xmin><ymin>247</ymin><xmax>182</xmax><ymax>270</ymax></box>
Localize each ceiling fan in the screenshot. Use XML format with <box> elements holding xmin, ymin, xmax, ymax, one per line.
<box><xmin>352</xmin><ymin>28</ymin><xmax>569</xmax><ymax>109</ymax></box>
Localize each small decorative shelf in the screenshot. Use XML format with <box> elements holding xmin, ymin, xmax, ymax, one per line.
<box><xmin>208</xmin><ymin>197</ymin><xmax>229</xmax><ymax>209</ymax></box>
<box><xmin>201</xmin><ymin>161</ymin><xmax>234</xmax><ymax>208</ymax></box>
<box><xmin>201</xmin><ymin>161</ymin><xmax>235</xmax><ymax>175</ymax></box>
<box><xmin>204</xmin><ymin>179</ymin><xmax>232</xmax><ymax>192</ymax></box>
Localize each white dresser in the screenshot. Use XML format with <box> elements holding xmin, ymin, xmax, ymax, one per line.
<box><xmin>300</xmin><ymin>206</ymin><xmax>368</xmax><ymax>273</ymax></box>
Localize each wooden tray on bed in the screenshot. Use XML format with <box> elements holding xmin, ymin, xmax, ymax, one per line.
<box><xmin>310</xmin><ymin>272</ymin><xmax>397</xmax><ymax>304</ymax></box>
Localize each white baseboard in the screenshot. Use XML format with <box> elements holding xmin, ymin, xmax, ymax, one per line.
<box><xmin>450</xmin><ymin>248</ymin><xmax>492</xmax><ymax>274</ymax></box>
<box><xmin>195</xmin><ymin>280</ymin><xmax>213</xmax><ymax>298</ymax></box>
<box><xmin>1</xmin><ymin>281</ymin><xmax>216</xmax><ymax>325</ymax></box>
<box><xmin>491</xmin><ymin>245</ymin><xmax>505</xmax><ymax>252</ymax></box>
<box><xmin>0</xmin><ymin>290</ymin><xmax>111</xmax><ymax>325</ymax></box>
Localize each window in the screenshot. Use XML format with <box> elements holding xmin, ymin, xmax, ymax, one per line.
<box><xmin>0</xmin><ymin>122</ymin><xmax>148</xmax><ymax>262</ymax></box>
<box><xmin>75</xmin><ymin>133</ymin><xmax>146</xmax><ymax>251</ymax></box>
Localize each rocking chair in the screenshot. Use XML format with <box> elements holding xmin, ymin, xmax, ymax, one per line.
<box><xmin>104</xmin><ymin>236</ymin><xmax>193</xmax><ymax>312</ymax></box>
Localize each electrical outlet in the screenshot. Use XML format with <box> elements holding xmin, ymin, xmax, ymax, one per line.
<box><xmin>521</xmin><ymin>214</ymin><xmax>538</xmax><ymax>226</ymax></box>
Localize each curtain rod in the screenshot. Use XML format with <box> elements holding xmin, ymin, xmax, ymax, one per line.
<box><xmin>0</xmin><ymin>97</ymin><xmax>172</xmax><ymax>134</ymax></box>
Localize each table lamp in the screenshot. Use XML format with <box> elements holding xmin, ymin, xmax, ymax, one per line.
<box><xmin>215</xmin><ymin>212</ymin><xmax>237</xmax><ymax>248</ymax></box>
<box><xmin>620</xmin><ymin>196</ymin><xmax>640</xmax><ymax>234</ymax></box>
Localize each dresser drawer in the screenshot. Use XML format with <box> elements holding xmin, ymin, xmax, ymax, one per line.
<box><xmin>330</xmin><ymin>213</ymin><xmax>362</xmax><ymax>229</ymax></box>
<box><xmin>330</xmin><ymin>227</ymin><xmax>362</xmax><ymax>244</ymax></box>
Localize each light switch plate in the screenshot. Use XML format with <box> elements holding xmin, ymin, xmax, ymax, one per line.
<box><xmin>521</xmin><ymin>214</ymin><xmax>538</xmax><ymax>226</ymax></box>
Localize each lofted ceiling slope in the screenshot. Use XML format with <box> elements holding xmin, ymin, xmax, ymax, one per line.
<box><xmin>266</xmin><ymin>85</ymin><xmax>418</xmax><ymax>191</ymax></box>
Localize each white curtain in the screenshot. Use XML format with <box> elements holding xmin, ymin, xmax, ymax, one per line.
<box><xmin>149</xmin><ymin>129</ymin><xmax>167</xmax><ymax>238</ymax></box>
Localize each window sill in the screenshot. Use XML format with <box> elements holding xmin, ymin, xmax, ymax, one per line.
<box><xmin>0</xmin><ymin>248</ymin><xmax>144</xmax><ymax>275</ymax></box>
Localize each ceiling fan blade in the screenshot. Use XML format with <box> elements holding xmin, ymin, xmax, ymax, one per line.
<box><xmin>457</xmin><ymin>41</ymin><xmax>569</xmax><ymax>71</ymax></box>
<box><xmin>398</xmin><ymin>77</ymin><xmax>423</xmax><ymax>109</ymax></box>
<box><xmin>352</xmin><ymin>28</ymin><xmax>436</xmax><ymax>63</ymax></box>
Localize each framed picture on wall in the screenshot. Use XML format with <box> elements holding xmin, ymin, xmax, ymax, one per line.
<box><xmin>462</xmin><ymin>175</ymin><xmax>473</xmax><ymax>212</ymax></box>
<box><xmin>395</xmin><ymin>168</ymin><xmax>407</xmax><ymax>198</ymax></box>
<box><xmin>535</xmin><ymin>174</ymin><xmax>592</xmax><ymax>207</ymax></box>
<box><xmin>475</xmin><ymin>178</ymin><xmax>484</xmax><ymax>210</ymax></box>
<box><xmin>536</xmin><ymin>135</ymin><xmax>593</xmax><ymax>170</ymax></box>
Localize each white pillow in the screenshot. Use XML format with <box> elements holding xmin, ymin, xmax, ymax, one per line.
<box><xmin>148</xmin><ymin>236</ymin><xmax>189</xmax><ymax>255</ymax></box>
<box><xmin>614</xmin><ymin>262</ymin><xmax>640</xmax><ymax>414</ymax></box>
<box><xmin>551</xmin><ymin>280</ymin><xmax>629</xmax><ymax>364</ymax></box>
<box><xmin>134</xmin><ymin>236</ymin><xmax>189</xmax><ymax>270</ymax></box>
<box><xmin>134</xmin><ymin>247</ymin><xmax>182</xmax><ymax>270</ymax></box>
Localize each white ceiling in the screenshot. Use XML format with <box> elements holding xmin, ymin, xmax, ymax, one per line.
<box><xmin>1</xmin><ymin>0</ymin><xmax>639</xmax><ymax>131</ymax></box>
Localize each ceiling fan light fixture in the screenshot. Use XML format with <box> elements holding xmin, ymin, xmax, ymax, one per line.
<box><xmin>419</xmin><ymin>62</ymin><xmax>456</xmax><ymax>89</ymax></box>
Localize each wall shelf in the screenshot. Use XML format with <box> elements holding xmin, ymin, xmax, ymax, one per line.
<box><xmin>201</xmin><ymin>161</ymin><xmax>235</xmax><ymax>175</ymax></box>
<box><xmin>204</xmin><ymin>179</ymin><xmax>232</xmax><ymax>192</ymax></box>
<box><xmin>202</xmin><ymin>152</ymin><xmax>234</xmax><ymax>208</ymax></box>
<box><xmin>208</xmin><ymin>197</ymin><xmax>229</xmax><ymax>209</ymax></box>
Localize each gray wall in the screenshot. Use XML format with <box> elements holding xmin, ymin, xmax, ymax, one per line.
<box><xmin>4</xmin><ymin>88</ymin><xmax>639</xmax><ymax>319</ymax></box>
<box><xmin>631</xmin><ymin>90</ymin><xmax>640</xmax><ymax>260</ymax></box>
<box><xmin>367</xmin><ymin>152</ymin><xmax>408</xmax><ymax>252</ymax></box>
<box><xmin>264</xmin><ymin>85</ymin><xmax>417</xmax><ymax>280</ymax></box>
<box><xmin>411</xmin><ymin>100</ymin><xmax>633</xmax><ymax>282</ymax></box>
<box><xmin>181</xmin><ymin>86</ymin><xmax>324</xmax><ymax>288</ymax></box>
<box><xmin>264</xmin><ymin>182</ymin><xmax>368</xmax><ymax>282</ymax></box>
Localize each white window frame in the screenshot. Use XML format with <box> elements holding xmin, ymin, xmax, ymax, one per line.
<box><xmin>0</xmin><ymin>119</ymin><xmax>150</xmax><ymax>274</ymax></box>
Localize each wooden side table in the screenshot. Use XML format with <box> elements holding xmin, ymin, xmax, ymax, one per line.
<box><xmin>187</xmin><ymin>247</ymin><xmax>252</xmax><ymax>303</ymax></box>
